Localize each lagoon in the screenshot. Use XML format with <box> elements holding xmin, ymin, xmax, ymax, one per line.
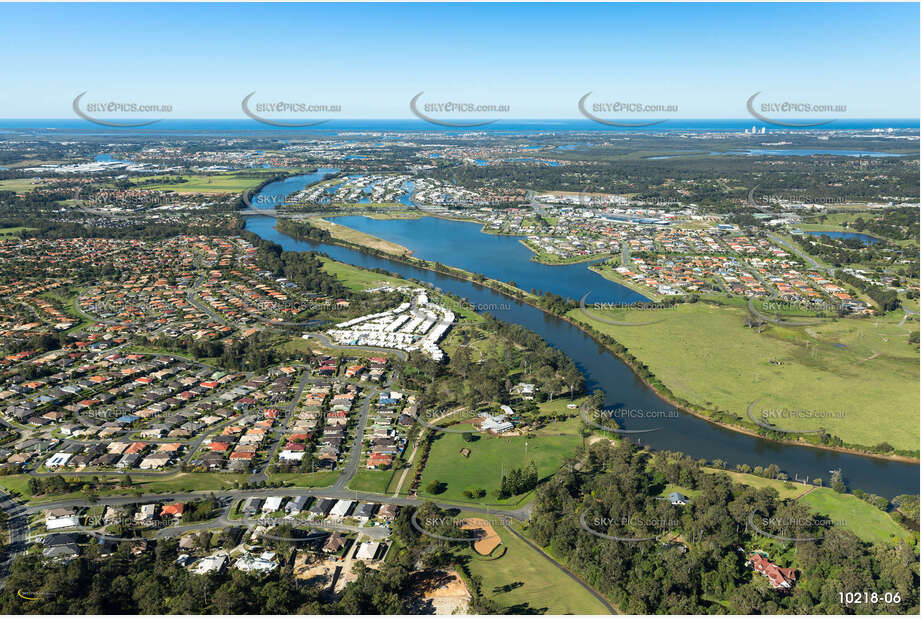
<box><xmin>805</xmin><ymin>230</ymin><xmax>881</xmax><ymax>244</ymax></box>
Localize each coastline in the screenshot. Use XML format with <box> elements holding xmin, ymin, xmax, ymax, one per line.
<box><xmin>272</xmin><ymin>219</ymin><xmax>920</xmax><ymax>465</ymax></box>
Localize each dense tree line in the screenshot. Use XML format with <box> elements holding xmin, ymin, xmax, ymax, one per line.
<box><xmin>836</xmin><ymin>271</ymin><xmax>902</xmax><ymax>312</ymax></box>
<box><xmin>498</xmin><ymin>461</ymin><xmax>539</xmax><ymax>498</ymax></box>
<box><xmin>239</xmin><ymin>230</ymin><xmax>349</xmax><ymax>299</ymax></box>
<box><xmin>401</xmin><ymin>312</ymin><xmax>584</xmax><ymax>415</ymax></box>
<box><xmin>846</xmin><ymin>207</ymin><xmax>920</xmax><ymax>241</ymax></box>
<box><xmin>141</xmin><ymin>331</ymin><xmax>280</xmax><ymax>371</ymax></box>
<box><xmin>428</xmin><ymin>149</ymin><xmax>918</xmax><ymax>211</ymax></box>
<box><xmin>275</xmin><ymin>219</ymin><xmax>334</xmax><ymax>242</ymax></box>
<box><xmin>529</xmin><ymin>440</ymin><xmax>919</xmax><ymax>614</ymax></box>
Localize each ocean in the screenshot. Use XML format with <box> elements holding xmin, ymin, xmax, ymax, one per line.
<box><xmin>0</xmin><ymin>118</ymin><xmax>917</xmax><ymax>135</ymax></box>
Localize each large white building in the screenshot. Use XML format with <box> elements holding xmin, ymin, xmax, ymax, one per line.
<box><xmin>324</xmin><ymin>287</ymin><xmax>454</xmax><ymax>361</ymax></box>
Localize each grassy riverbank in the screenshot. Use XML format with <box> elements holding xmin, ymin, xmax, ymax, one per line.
<box><xmin>568</xmin><ymin>302</ymin><xmax>919</xmax><ymax>453</ymax></box>
<box><xmin>308</xmin><ymin>217</ymin><xmax>412</xmax><ymax>255</ymax></box>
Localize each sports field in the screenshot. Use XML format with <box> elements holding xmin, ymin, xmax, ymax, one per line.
<box><xmin>568</xmin><ymin>302</ymin><xmax>919</xmax><ymax>451</ymax></box>
<box><xmin>417</xmin><ymin>425</ymin><xmax>582</xmax><ymax>505</ymax></box>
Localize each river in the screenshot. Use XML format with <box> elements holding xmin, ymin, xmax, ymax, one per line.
<box><xmin>243</xmin><ymin>183</ymin><xmax>917</xmax><ymax>498</ymax></box>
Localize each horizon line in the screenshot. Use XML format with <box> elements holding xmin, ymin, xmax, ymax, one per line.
<box><xmin>1</xmin><ymin>117</ymin><xmax>918</xmax><ymax>122</ymax></box>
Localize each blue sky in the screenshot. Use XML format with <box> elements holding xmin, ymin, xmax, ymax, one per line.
<box><xmin>1</xmin><ymin>2</ymin><xmax>917</xmax><ymax>118</ymax></box>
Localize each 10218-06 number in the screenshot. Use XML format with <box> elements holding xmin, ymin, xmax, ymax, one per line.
<box><xmin>839</xmin><ymin>592</ymin><xmax>902</xmax><ymax>605</ymax></box>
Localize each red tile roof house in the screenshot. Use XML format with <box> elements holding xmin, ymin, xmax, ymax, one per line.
<box><xmin>367</xmin><ymin>453</ymin><xmax>393</xmax><ymax>469</ymax></box>
<box><xmin>749</xmin><ymin>554</ymin><xmax>797</xmax><ymax>590</ymax></box>
<box><xmin>160</xmin><ymin>503</ymin><xmax>184</xmax><ymax>518</ymax></box>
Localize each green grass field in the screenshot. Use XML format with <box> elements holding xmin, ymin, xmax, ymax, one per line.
<box><xmin>798</xmin><ymin>488</ymin><xmax>912</xmax><ymax>545</ymax></box>
<box><xmin>418</xmin><ymin>426</ymin><xmax>582</xmax><ymax>505</ymax></box>
<box><xmin>0</xmin><ymin>179</ymin><xmax>42</xmax><ymax>192</ymax></box>
<box><xmin>535</xmin><ymin>396</ymin><xmax>587</xmax><ymax>418</ymax></box>
<box><xmin>133</xmin><ymin>173</ymin><xmax>277</xmax><ymax>193</ymax></box>
<box><xmin>265</xmin><ymin>471</ymin><xmax>337</xmax><ymax>487</ymax></box>
<box><xmin>711</xmin><ymin>469</ymin><xmax>808</xmax><ymax>500</ymax></box>
<box><xmin>310</xmin><ymin>218</ymin><xmax>411</xmax><ymax>255</ymax></box>
<box><xmin>656</xmin><ymin>470</ymin><xmax>910</xmax><ymax>546</ymax></box>
<box><xmin>462</xmin><ymin>521</ymin><xmax>611</xmax><ymax>614</ymax></box>
<box><xmin>0</xmin><ymin>472</ymin><xmax>249</xmax><ymax>502</ymax></box>
<box><xmin>0</xmin><ymin>226</ymin><xmax>35</xmax><ymax>236</ymax></box>
<box><xmin>347</xmin><ymin>469</ymin><xmax>394</xmax><ymax>494</ymax></box>
<box><xmin>568</xmin><ymin>302</ymin><xmax>919</xmax><ymax>451</ymax></box>
<box><xmin>320</xmin><ymin>257</ymin><xmax>412</xmax><ymax>291</ymax></box>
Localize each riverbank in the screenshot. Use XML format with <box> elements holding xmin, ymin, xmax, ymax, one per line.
<box><xmin>567</xmin><ymin>303</ymin><xmax>919</xmax><ymax>462</ymax></box>
<box><xmin>279</xmin><ymin>219</ymin><xmax>918</xmax><ymax>464</ymax></box>
<box><xmin>309</xmin><ymin>217</ymin><xmax>413</xmax><ymax>255</ymax></box>
<box><xmin>588</xmin><ymin>262</ymin><xmax>668</xmax><ymax>302</ymax></box>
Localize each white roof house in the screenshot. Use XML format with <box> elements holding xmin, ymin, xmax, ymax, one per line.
<box><xmin>479</xmin><ymin>413</ymin><xmax>513</xmax><ymax>434</ymax></box>
<box><xmin>355</xmin><ymin>541</ymin><xmax>380</xmax><ymax>561</ymax></box>
<box><xmin>262</xmin><ymin>496</ymin><xmax>285</xmax><ymax>512</ymax></box>
<box><xmin>329</xmin><ymin>499</ymin><xmax>354</xmax><ymax>519</ymax></box>
<box><xmin>234</xmin><ymin>553</ymin><xmax>277</xmax><ymax>573</ymax></box>
<box><xmin>45</xmin><ymin>452</ymin><xmax>72</xmax><ymax>468</ymax></box>
<box><xmin>190</xmin><ymin>554</ymin><xmax>228</xmax><ymax>574</ymax></box>
<box><xmin>46</xmin><ymin>515</ymin><xmax>80</xmax><ymax>530</ymax></box>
